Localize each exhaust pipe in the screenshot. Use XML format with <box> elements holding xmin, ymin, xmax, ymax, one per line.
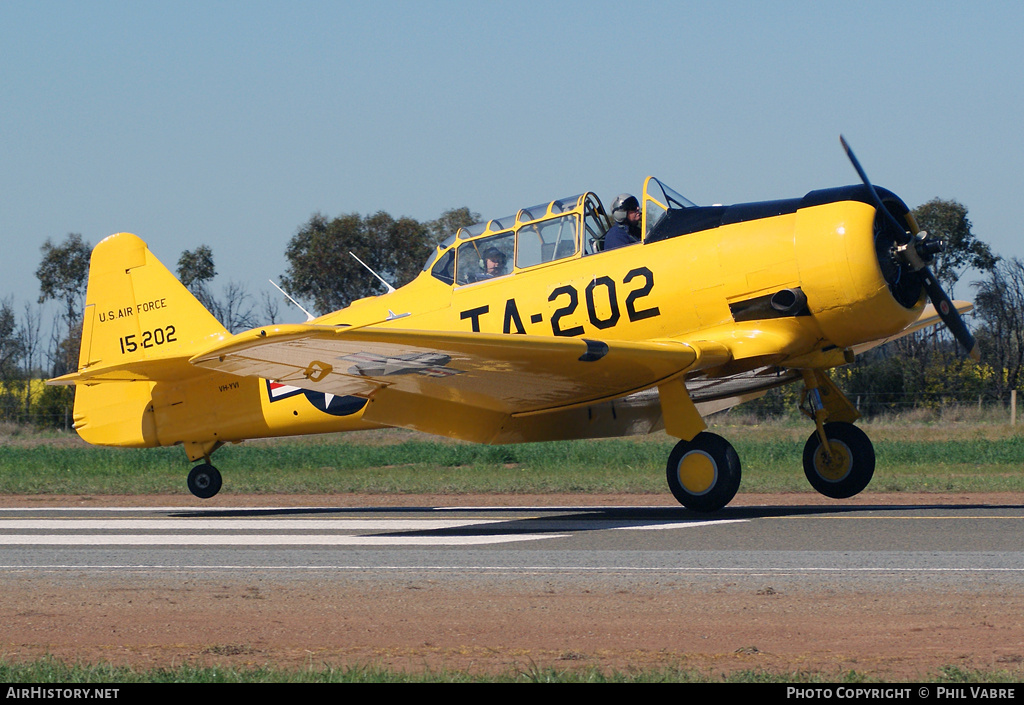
<box><xmin>770</xmin><ymin>288</ymin><xmax>807</xmax><ymax>315</ymax></box>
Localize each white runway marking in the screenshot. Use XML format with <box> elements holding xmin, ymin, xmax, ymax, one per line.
<box><xmin>0</xmin><ymin>518</ymin><xmax>540</xmax><ymax>546</ymax></box>
<box><xmin>0</xmin><ymin>534</ymin><xmax>562</xmax><ymax>546</ymax></box>
<box><xmin>0</xmin><ymin>515</ymin><xmax>745</xmax><ymax>546</ymax></box>
<box><xmin>614</xmin><ymin>519</ymin><xmax>747</xmax><ymax>531</ymax></box>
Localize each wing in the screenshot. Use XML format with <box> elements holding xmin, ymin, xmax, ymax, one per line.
<box><xmin>850</xmin><ymin>300</ymin><xmax>974</xmax><ymax>355</ymax></box>
<box><xmin>190</xmin><ymin>324</ymin><xmax>730</xmax><ymax>413</ymax></box>
<box><xmin>190</xmin><ymin>324</ymin><xmax>729</xmax><ymax>442</ymax></box>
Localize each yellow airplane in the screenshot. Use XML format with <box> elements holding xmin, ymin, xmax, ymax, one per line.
<box><xmin>50</xmin><ymin>138</ymin><xmax>977</xmax><ymax>511</ymax></box>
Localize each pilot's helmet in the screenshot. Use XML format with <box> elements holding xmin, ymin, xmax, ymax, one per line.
<box><xmin>611</xmin><ymin>194</ymin><xmax>640</xmax><ymax>223</ymax></box>
<box><xmin>482</xmin><ymin>247</ymin><xmax>506</xmax><ymax>263</ymax></box>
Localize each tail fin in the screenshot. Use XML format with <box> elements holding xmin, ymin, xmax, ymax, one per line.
<box><xmin>57</xmin><ymin>232</ymin><xmax>227</xmax><ymax>382</ymax></box>
<box><xmin>50</xmin><ymin>233</ymin><xmax>228</xmax><ymax>446</ymax></box>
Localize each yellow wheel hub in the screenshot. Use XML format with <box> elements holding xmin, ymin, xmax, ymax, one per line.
<box><xmin>676</xmin><ymin>451</ymin><xmax>717</xmax><ymax>495</ymax></box>
<box><xmin>813</xmin><ymin>440</ymin><xmax>852</xmax><ymax>482</ymax></box>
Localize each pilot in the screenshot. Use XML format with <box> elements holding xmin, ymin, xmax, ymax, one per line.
<box><xmin>481</xmin><ymin>247</ymin><xmax>507</xmax><ymax>278</ymax></box>
<box><xmin>604</xmin><ymin>194</ymin><xmax>642</xmax><ymax>250</ymax></box>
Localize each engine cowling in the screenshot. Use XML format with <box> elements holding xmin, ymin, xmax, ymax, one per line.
<box><xmin>794</xmin><ymin>189</ymin><xmax>924</xmax><ymax>350</ymax></box>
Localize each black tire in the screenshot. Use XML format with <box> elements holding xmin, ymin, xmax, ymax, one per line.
<box><xmin>802</xmin><ymin>422</ymin><xmax>875</xmax><ymax>499</ymax></box>
<box><xmin>665</xmin><ymin>432</ymin><xmax>741</xmax><ymax>512</ymax></box>
<box><xmin>187</xmin><ymin>463</ymin><xmax>223</xmax><ymax>499</ymax></box>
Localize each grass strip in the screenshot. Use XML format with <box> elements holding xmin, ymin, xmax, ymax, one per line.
<box><xmin>0</xmin><ymin>656</ymin><xmax>1020</xmax><ymax>683</ymax></box>
<box><xmin>2</xmin><ymin>430</ymin><xmax>1024</xmax><ymax>496</ymax></box>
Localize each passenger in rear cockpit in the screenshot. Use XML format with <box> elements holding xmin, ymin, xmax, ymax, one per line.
<box><xmin>481</xmin><ymin>247</ymin><xmax>507</xmax><ymax>278</ymax></box>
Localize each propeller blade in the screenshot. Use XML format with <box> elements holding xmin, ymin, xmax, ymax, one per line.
<box><xmin>840</xmin><ymin>135</ymin><xmax>980</xmax><ymax>361</ymax></box>
<box><xmin>839</xmin><ymin>135</ymin><xmax>911</xmax><ymax>245</ymax></box>
<box><xmin>920</xmin><ymin>266</ymin><xmax>981</xmax><ymax>362</ymax></box>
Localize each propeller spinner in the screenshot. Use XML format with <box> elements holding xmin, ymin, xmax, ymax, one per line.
<box><xmin>840</xmin><ymin>136</ymin><xmax>980</xmax><ymax>362</ymax></box>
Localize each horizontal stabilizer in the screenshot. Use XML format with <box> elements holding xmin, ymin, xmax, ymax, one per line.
<box><xmin>48</xmin><ymin>353</ymin><xmax>213</xmax><ymax>385</ymax></box>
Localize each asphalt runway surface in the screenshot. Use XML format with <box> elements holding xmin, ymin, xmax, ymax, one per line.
<box><xmin>3</xmin><ymin>497</ymin><xmax>1023</xmax><ymax>588</ymax></box>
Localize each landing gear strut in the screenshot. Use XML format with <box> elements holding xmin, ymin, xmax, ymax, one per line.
<box><xmin>799</xmin><ymin>370</ymin><xmax>875</xmax><ymax>499</ymax></box>
<box><xmin>665</xmin><ymin>431</ymin><xmax>741</xmax><ymax>512</ymax></box>
<box><xmin>661</xmin><ymin>370</ymin><xmax>874</xmax><ymax>510</ymax></box>
<box><xmin>187</xmin><ymin>462</ymin><xmax>223</xmax><ymax>499</ymax></box>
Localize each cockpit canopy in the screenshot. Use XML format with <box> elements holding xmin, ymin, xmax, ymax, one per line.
<box><xmin>421</xmin><ymin>178</ymin><xmax>695</xmax><ymax>287</ymax></box>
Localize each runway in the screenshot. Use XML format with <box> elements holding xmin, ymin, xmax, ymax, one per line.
<box><xmin>3</xmin><ymin>500</ymin><xmax>1022</xmax><ymax>586</ymax></box>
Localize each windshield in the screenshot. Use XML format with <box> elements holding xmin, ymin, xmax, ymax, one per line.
<box><xmin>648</xmin><ymin>179</ymin><xmax>696</xmax><ymax>210</ymax></box>
<box><xmin>421</xmin><ymin>232</ymin><xmax>459</xmax><ymax>273</ymax></box>
<box><xmin>642</xmin><ymin>177</ymin><xmax>696</xmax><ymax>239</ymax></box>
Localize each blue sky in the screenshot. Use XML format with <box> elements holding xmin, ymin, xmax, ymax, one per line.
<box><xmin>3</xmin><ymin>0</ymin><xmax>1022</xmax><ymax>321</ymax></box>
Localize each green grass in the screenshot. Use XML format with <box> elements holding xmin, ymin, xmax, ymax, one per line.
<box><xmin>2</xmin><ymin>419</ymin><xmax>1024</xmax><ymax>496</ymax></box>
<box><xmin>0</xmin><ymin>655</ymin><xmax>1020</xmax><ymax>683</ymax></box>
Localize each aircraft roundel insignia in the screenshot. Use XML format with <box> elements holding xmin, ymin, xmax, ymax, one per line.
<box><xmin>940</xmin><ymin>301</ymin><xmax>950</xmax><ymax>316</ymax></box>
<box><xmin>265</xmin><ymin>381</ymin><xmax>367</xmax><ymax>416</ymax></box>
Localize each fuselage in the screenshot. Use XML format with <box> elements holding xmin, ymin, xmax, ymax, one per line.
<box><xmin>68</xmin><ymin>181</ymin><xmax>925</xmax><ymax>455</ymax></box>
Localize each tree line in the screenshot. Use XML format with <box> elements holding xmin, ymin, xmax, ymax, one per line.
<box><xmin>3</xmin><ymin>197</ymin><xmax>1023</xmax><ymax>429</ymax></box>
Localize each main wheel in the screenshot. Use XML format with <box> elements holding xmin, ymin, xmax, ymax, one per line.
<box><xmin>187</xmin><ymin>463</ymin><xmax>223</xmax><ymax>499</ymax></box>
<box><xmin>802</xmin><ymin>422</ymin><xmax>875</xmax><ymax>499</ymax></box>
<box><xmin>665</xmin><ymin>432</ymin><xmax>741</xmax><ymax>512</ymax></box>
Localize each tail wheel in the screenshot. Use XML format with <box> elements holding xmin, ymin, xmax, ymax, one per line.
<box><xmin>187</xmin><ymin>463</ymin><xmax>223</xmax><ymax>499</ymax></box>
<box><xmin>802</xmin><ymin>422</ymin><xmax>875</xmax><ymax>499</ymax></box>
<box><xmin>666</xmin><ymin>432</ymin><xmax>741</xmax><ymax>512</ymax></box>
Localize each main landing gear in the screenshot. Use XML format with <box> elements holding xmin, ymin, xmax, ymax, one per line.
<box><xmin>797</xmin><ymin>370</ymin><xmax>875</xmax><ymax>500</ymax></box>
<box><xmin>666</xmin><ymin>432</ymin><xmax>742</xmax><ymax>512</ymax></box>
<box><xmin>802</xmin><ymin>421</ymin><xmax>875</xmax><ymax>499</ymax></box>
<box><xmin>665</xmin><ymin>370</ymin><xmax>876</xmax><ymax>512</ymax></box>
